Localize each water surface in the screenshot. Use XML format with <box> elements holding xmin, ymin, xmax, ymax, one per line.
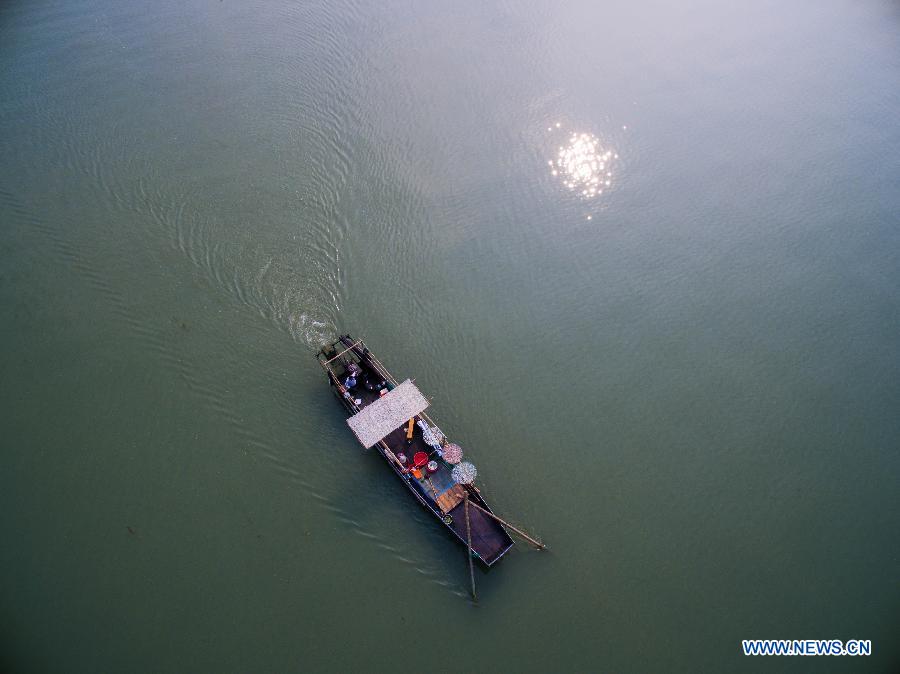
<box><xmin>1</xmin><ymin>0</ymin><xmax>898</xmax><ymax>671</ymax></box>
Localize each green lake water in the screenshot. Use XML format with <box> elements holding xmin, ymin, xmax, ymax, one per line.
<box><xmin>1</xmin><ymin>0</ymin><xmax>898</xmax><ymax>671</ymax></box>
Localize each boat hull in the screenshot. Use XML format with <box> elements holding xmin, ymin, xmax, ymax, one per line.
<box><xmin>319</xmin><ymin>335</ymin><xmax>514</xmax><ymax>567</ymax></box>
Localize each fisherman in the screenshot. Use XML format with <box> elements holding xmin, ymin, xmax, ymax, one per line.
<box><xmin>344</xmin><ymin>373</ymin><xmax>357</xmax><ymax>390</ymax></box>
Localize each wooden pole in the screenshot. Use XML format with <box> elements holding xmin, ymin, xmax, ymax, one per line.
<box><xmin>466</xmin><ymin>498</ymin><xmax>546</xmax><ymax>550</ymax></box>
<box><xmin>379</xmin><ymin>441</ymin><xmax>407</xmax><ymax>473</ymax></box>
<box><xmin>323</xmin><ymin>339</ymin><xmax>363</xmax><ymax>365</ymax></box>
<box><xmin>464</xmin><ymin>495</ymin><xmax>477</xmax><ymax>601</ymax></box>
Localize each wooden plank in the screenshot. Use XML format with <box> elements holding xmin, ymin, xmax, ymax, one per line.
<box><xmin>436</xmin><ymin>484</ymin><xmax>466</xmax><ymax>514</ymax></box>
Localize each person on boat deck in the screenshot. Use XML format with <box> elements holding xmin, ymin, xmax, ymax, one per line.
<box><xmin>344</xmin><ymin>373</ymin><xmax>357</xmax><ymax>389</ymax></box>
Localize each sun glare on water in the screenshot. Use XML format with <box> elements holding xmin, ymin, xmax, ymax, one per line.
<box><xmin>546</xmin><ymin>124</ymin><xmax>619</xmax><ymax>216</ymax></box>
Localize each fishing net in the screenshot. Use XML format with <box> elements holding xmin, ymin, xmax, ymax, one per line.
<box><xmin>451</xmin><ymin>461</ymin><xmax>477</xmax><ymax>484</ymax></box>
<box><xmin>442</xmin><ymin>443</ymin><xmax>463</xmax><ymax>464</ymax></box>
<box><xmin>418</xmin><ymin>420</ymin><xmax>444</xmax><ymax>449</ymax></box>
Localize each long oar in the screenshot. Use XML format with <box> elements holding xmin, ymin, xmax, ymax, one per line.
<box><xmin>464</xmin><ymin>495</ymin><xmax>477</xmax><ymax>601</ymax></box>
<box><xmin>465</xmin><ymin>498</ymin><xmax>546</xmax><ymax>550</ymax></box>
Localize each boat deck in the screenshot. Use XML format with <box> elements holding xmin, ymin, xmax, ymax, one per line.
<box><xmin>325</xmin><ymin>344</ymin><xmax>514</xmax><ymax>566</ymax></box>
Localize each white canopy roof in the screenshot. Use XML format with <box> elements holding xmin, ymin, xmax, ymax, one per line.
<box><xmin>346</xmin><ymin>379</ymin><xmax>430</xmax><ymax>449</ymax></box>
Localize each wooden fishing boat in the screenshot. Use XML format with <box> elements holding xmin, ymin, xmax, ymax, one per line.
<box><xmin>316</xmin><ymin>335</ymin><xmax>522</xmax><ymax>568</ymax></box>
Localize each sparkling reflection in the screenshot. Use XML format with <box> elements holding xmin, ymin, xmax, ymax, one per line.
<box><xmin>547</xmin><ymin>126</ymin><xmax>618</xmax><ymax>204</ymax></box>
